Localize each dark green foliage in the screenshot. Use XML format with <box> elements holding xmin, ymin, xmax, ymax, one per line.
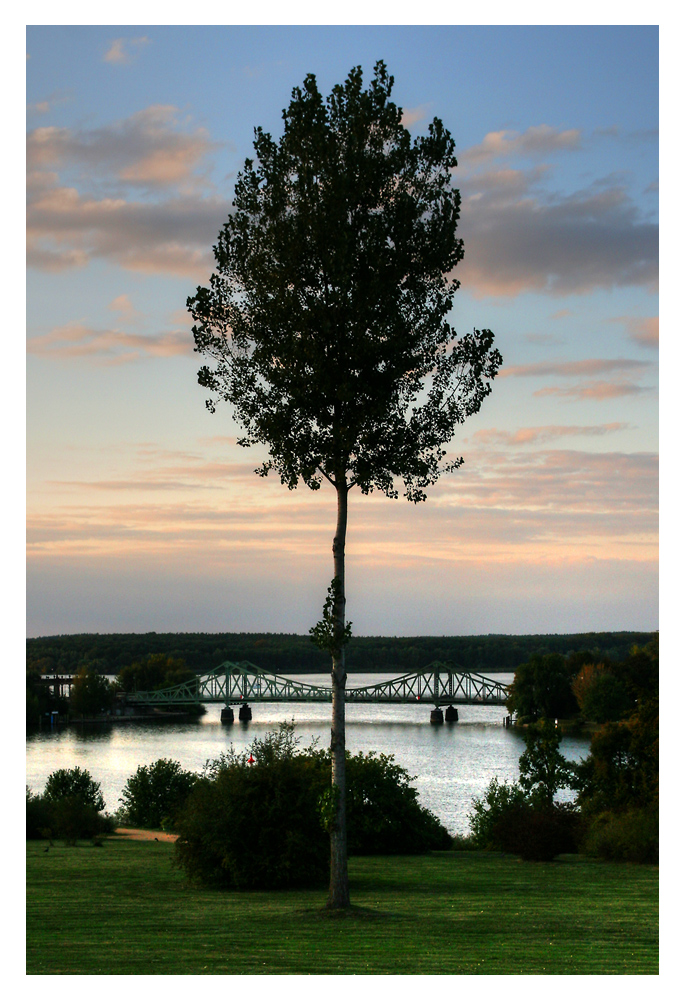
<box><xmin>580</xmin><ymin>670</ymin><xmax>633</xmax><ymax>723</ymax></box>
<box><xmin>469</xmin><ymin>724</ymin><xmax>580</xmax><ymax>861</ymax></box>
<box><xmin>518</xmin><ymin>718</ymin><xmax>576</xmax><ymax>807</ymax></box>
<box><xmin>174</xmin><ymin>724</ymin><xmax>451</xmax><ymax>889</ymax></box>
<box><xmin>581</xmin><ymin>808</ymin><xmax>658</xmax><ymax>864</ymax></box>
<box><xmin>571</xmin><ymin>638</ymin><xmax>658</xmax><ymax>863</ymax></box>
<box><xmin>309</xmin><ymin>577</ymin><xmax>352</xmax><ymax>655</ymax></box>
<box><xmin>26</xmin><ymin>630</ymin><xmax>657</xmax><ymax>677</ymax></box>
<box><xmin>119</xmin><ymin>759</ymin><xmax>198</xmax><ymax>830</ymax></box>
<box><xmin>115</xmin><ymin>653</ymin><xmax>196</xmax><ymax>693</ymax></box>
<box><xmin>506</xmin><ymin>652</ymin><xmax>579</xmax><ymax>721</ymax></box>
<box><xmin>27</xmin><ymin>775</ymin><xmax>115</xmax><ymax>844</ymax></box>
<box><xmin>188</xmin><ymin>61</ymin><xmax>501</xmax><ymax>504</ymax></box>
<box><xmin>44</xmin><ymin>767</ymin><xmax>105</xmax><ymax>812</ymax></box>
<box><xmin>26</xmin><ymin>786</ymin><xmax>55</xmax><ymax>840</ymax></box>
<box><xmin>345</xmin><ymin>751</ymin><xmax>451</xmax><ymax>854</ymax></box>
<box><xmin>69</xmin><ymin>665</ymin><xmax>115</xmax><ymax>716</ymax></box>
<box><xmin>469</xmin><ymin>781</ymin><xmax>580</xmax><ymax>861</ymax></box>
<box><xmin>469</xmin><ymin>777</ymin><xmax>529</xmax><ymax>848</ymax></box>
<box><xmin>175</xmin><ymin>746</ymin><xmax>329</xmax><ymax>890</ymax></box>
<box><xmin>575</xmin><ymin>637</ymin><xmax>658</xmax><ymax>817</ymax></box>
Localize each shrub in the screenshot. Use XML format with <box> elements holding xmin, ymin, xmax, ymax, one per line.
<box><xmin>175</xmin><ymin>752</ymin><xmax>329</xmax><ymax>890</ymax></box>
<box><xmin>346</xmin><ymin>751</ymin><xmax>451</xmax><ymax>854</ymax></box>
<box><xmin>469</xmin><ymin>777</ymin><xmax>528</xmax><ymax>848</ymax></box>
<box><xmin>469</xmin><ymin>778</ymin><xmax>581</xmax><ymax>861</ymax></box>
<box><xmin>26</xmin><ymin>787</ymin><xmax>54</xmax><ymax>840</ymax></box>
<box><xmin>581</xmin><ymin>808</ymin><xmax>658</xmax><ymax>864</ymax></box>
<box><xmin>26</xmin><ymin>782</ymin><xmax>115</xmax><ymax>844</ymax></box>
<box><xmin>43</xmin><ymin>767</ymin><xmax>105</xmax><ymax>812</ymax></box>
<box><xmin>174</xmin><ymin>723</ymin><xmax>452</xmax><ymax>890</ymax></box>
<box><xmin>119</xmin><ymin>759</ymin><xmax>197</xmax><ymax>830</ymax></box>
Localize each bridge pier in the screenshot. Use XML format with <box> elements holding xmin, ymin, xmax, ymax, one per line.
<box><xmin>430</xmin><ymin>707</ymin><xmax>444</xmax><ymax>724</ymax></box>
<box><xmin>220</xmin><ymin>707</ymin><xmax>234</xmax><ymax>724</ymax></box>
<box><xmin>444</xmin><ymin>705</ymin><xmax>459</xmax><ymax>722</ymax></box>
<box><xmin>238</xmin><ymin>703</ymin><xmax>252</xmax><ymax>722</ymax></box>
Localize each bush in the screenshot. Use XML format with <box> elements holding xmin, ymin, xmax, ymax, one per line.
<box><xmin>469</xmin><ymin>778</ymin><xmax>581</xmax><ymax>861</ymax></box>
<box><xmin>346</xmin><ymin>751</ymin><xmax>451</xmax><ymax>854</ymax></box>
<box><xmin>175</xmin><ymin>752</ymin><xmax>329</xmax><ymax>890</ymax></box>
<box><xmin>581</xmin><ymin>809</ymin><xmax>658</xmax><ymax>864</ymax></box>
<box><xmin>119</xmin><ymin>759</ymin><xmax>197</xmax><ymax>830</ymax></box>
<box><xmin>469</xmin><ymin>777</ymin><xmax>528</xmax><ymax>848</ymax></box>
<box><xmin>174</xmin><ymin>723</ymin><xmax>452</xmax><ymax>890</ymax></box>
<box><xmin>26</xmin><ymin>787</ymin><xmax>54</xmax><ymax>840</ymax></box>
<box><xmin>26</xmin><ymin>783</ymin><xmax>115</xmax><ymax>843</ymax></box>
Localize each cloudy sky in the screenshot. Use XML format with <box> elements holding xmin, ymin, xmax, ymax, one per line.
<box><xmin>25</xmin><ymin>23</ymin><xmax>659</xmax><ymax>639</ymax></box>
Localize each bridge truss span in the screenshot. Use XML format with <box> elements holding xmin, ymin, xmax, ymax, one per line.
<box><xmin>126</xmin><ymin>660</ymin><xmax>509</xmax><ymax>708</ymax></box>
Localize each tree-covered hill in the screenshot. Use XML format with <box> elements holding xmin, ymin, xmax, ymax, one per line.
<box><xmin>26</xmin><ymin>630</ymin><xmax>656</xmax><ymax>677</ymax></box>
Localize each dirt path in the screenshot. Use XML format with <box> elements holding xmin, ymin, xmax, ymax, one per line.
<box><xmin>113</xmin><ymin>827</ymin><xmax>178</xmax><ymax>842</ymax></box>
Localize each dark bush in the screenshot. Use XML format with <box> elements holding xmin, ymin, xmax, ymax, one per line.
<box><xmin>490</xmin><ymin>801</ymin><xmax>581</xmax><ymax>861</ymax></box>
<box><xmin>119</xmin><ymin>759</ymin><xmax>197</xmax><ymax>830</ymax></box>
<box><xmin>346</xmin><ymin>751</ymin><xmax>451</xmax><ymax>854</ymax></box>
<box><xmin>469</xmin><ymin>777</ymin><xmax>581</xmax><ymax>861</ymax></box>
<box><xmin>26</xmin><ymin>787</ymin><xmax>54</xmax><ymax>840</ymax></box>
<box><xmin>26</xmin><ymin>785</ymin><xmax>115</xmax><ymax>843</ymax></box>
<box><xmin>581</xmin><ymin>808</ymin><xmax>658</xmax><ymax>864</ymax></box>
<box><xmin>174</xmin><ymin>724</ymin><xmax>452</xmax><ymax>890</ymax></box>
<box><xmin>175</xmin><ymin>753</ymin><xmax>329</xmax><ymax>889</ymax></box>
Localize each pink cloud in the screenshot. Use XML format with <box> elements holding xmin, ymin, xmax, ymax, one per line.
<box><xmin>534</xmin><ymin>381</ymin><xmax>652</xmax><ymax>401</ymax></box>
<box><xmin>472</xmin><ymin>423</ymin><xmax>629</xmax><ymax>446</ymax></box>
<box><xmin>27</xmin><ymin>322</ymin><xmax>193</xmax><ymax>363</ymax></box>
<box><xmin>499</xmin><ymin>357</ymin><xmax>651</xmax><ymax>379</ymax></box>
<box><xmin>610</xmin><ymin>315</ymin><xmax>659</xmax><ymax>349</ymax></box>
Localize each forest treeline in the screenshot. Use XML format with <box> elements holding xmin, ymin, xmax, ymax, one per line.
<box><xmin>26</xmin><ymin>630</ymin><xmax>656</xmax><ymax>677</ymax></box>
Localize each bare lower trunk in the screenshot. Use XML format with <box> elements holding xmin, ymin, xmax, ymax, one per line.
<box><xmin>328</xmin><ymin>481</ymin><xmax>350</xmax><ymax>909</ymax></box>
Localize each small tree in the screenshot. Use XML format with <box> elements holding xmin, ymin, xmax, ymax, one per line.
<box><xmin>119</xmin><ymin>759</ymin><xmax>198</xmax><ymax>830</ymax></box>
<box><xmin>506</xmin><ymin>652</ymin><xmax>579</xmax><ymax>722</ymax></box>
<box><xmin>188</xmin><ymin>61</ymin><xmax>501</xmax><ymax>907</ymax></box>
<box><xmin>43</xmin><ymin>767</ymin><xmax>105</xmax><ymax>812</ymax></box>
<box><xmin>518</xmin><ymin>719</ymin><xmax>576</xmax><ymax>807</ymax></box>
<box><xmin>70</xmin><ymin>666</ymin><xmax>114</xmax><ymax>717</ymax></box>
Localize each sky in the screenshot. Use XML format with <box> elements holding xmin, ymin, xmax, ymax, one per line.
<box><xmin>25</xmin><ymin>21</ymin><xmax>659</xmax><ymax>639</ymax></box>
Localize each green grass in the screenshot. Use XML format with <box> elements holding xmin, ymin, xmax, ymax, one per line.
<box><xmin>26</xmin><ymin>838</ymin><xmax>658</xmax><ymax>975</ymax></box>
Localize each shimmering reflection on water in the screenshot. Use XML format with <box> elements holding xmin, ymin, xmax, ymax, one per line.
<box><xmin>25</xmin><ymin>672</ymin><xmax>591</xmax><ymax>836</ymax></box>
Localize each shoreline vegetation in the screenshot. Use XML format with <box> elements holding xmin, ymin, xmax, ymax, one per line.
<box><xmin>26</xmin><ymin>837</ymin><xmax>658</xmax><ymax>975</ymax></box>
<box><xmin>27</xmin><ymin>629</ymin><xmax>655</xmax><ymax>676</ymax></box>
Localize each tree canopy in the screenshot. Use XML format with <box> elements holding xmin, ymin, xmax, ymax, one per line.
<box><xmin>189</xmin><ymin>60</ymin><xmax>501</xmax><ymax>503</ymax></box>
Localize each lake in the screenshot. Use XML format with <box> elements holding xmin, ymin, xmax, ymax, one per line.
<box><xmin>25</xmin><ymin>672</ymin><xmax>591</xmax><ymax>836</ymax></box>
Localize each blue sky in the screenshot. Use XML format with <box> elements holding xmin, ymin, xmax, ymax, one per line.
<box><xmin>25</xmin><ymin>22</ymin><xmax>659</xmax><ymax>638</ymax></box>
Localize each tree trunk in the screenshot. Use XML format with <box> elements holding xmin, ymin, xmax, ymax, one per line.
<box><xmin>328</xmin><ymin>480</ymin><xmax>350</xmax><ymax>909</ymax></box>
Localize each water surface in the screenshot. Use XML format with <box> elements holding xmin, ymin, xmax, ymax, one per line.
<box><xmin>26</xmin><ymin>672</ymin><xmax>590</xmax><ymax>836</ymax></box>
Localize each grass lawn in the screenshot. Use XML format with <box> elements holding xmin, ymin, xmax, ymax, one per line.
<box><xmin>26</xmin><ymin>837</ymin><xmax>658</xmax><ymax>975</ymax></box>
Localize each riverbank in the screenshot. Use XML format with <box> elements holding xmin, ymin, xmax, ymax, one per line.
<box><xmin>26</xmin><ymin>838</ymin><xmax>657</xmax><ymax>974</ymax></box>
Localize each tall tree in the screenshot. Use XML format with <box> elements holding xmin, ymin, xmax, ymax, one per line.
<box><xmin>188</xmin><ymin>61</ymin><xmax>502</xmax><ymax>908</ymax></box>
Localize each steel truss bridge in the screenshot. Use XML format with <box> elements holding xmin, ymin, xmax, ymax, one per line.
<box><xmin>126</xmin><ymin>661</ymin><xmax>509</xmax><ymax>710</ymax></box>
